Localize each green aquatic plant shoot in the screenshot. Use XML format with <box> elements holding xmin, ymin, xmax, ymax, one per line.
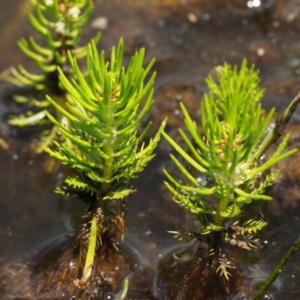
<box><xmin>44</xmin><ymin>38</ymin><xmax>166</xmax><ymax>291</ymax></box>
<box><xmin>45</xmin><ymin>39</ymin><xmax>165</xmax><ymax>202</ymax></box>
<box><xmin>163</xmin><ymin>59</ymin><xmax>298</xmax><ymax>279</ymax></box>
<box><xmin>2</xmin><ymin>0</ymin><xmax>99</xmax><ymax>151</ymax></box>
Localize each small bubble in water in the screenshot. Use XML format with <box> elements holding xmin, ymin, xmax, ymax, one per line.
<box><xmin>69</xmin><ymin>260</ymin><xmax>75</xmax><ymax>268</ymax></box>
<box><xmin>260</xmin><ymin>154</ymin><xmax>266</xmax><ymax>161</ymax></box>
<box><xmin>264</xmin><ymin>240</ymin><xmax>268</xmax><ymax>244</ymax></box>
<box><xmin>242</xmin><ymin>19</ymin><xmax>249</xmax><ymax>26</ymax></box>
<box><xmin>13</xmin><ymin>154</ymin><xmax>18</xmax><ymax>160</ymax></box>
<box><xmin>203</xmin><ymin>14</ymin><xmax>210</xmax><ymax>21</ymax></box>
<box><xmin>174</xmin><ymin>109</ymin><xmax>180</xmax><ymax>115</ymax></box>
<box><xmin>287</xmin><ymin>13</ymin><xmax>295</xmax><ymax>22</ymax></box>
<box><xmin>247</xmin><ymin>0</ymin><xmax>261</xmax><ymax>8</ymax></box>
<box><xmin>197</xmin><ymin>175</ymin><xmax>208</xmax><ymax>186</ymax></box>
<box><xmin>157</xmin><ymin>19</ymin><xmax>165</xmax><ymax>27</ymax></box>
<box><xmin>257</xmin><ymin>48</ymin><xmax>265</xmax><ymax>56</ymax></box>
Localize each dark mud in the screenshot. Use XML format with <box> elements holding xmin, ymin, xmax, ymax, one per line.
<box><xmin>1</xmin><ymin>0</ymin><xmax>300</xmax><ymax>299</ymax></box>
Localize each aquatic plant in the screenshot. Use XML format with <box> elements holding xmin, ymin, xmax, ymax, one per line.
<box><xmin>254</xmin><ymin>233</ymin><xmax>300</xmax><ymax>298</ymax></box>
<box><xmin>2</xmin><ymin>0</ymin><xmax>99</xmax><ymax>151</ymax></box>
<box><xmin>163</xmin><ymin>60</ymin><xmax>299</xmax><ymax>282</ymax></box>
<box><xmin>42</xmin><ymin>38</ymin><xmax>165</xmax><ymax>295</ymax></box>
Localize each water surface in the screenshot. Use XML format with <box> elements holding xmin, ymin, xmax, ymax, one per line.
<box><xmin>1</xmin><ymin>0</ymin><xmax>300</xmax><ymax>298</ymax></box>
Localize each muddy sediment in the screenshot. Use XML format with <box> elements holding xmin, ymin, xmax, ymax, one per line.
<box><xmin>1</xmin><ymin>0</ymin><xmax>300</xmax><ymax>299</ymax></box>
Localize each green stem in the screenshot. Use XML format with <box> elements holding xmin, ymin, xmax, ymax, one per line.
<box><xmin>254</xmin><ymin>234</ymin><xmax>300</xmax><ymax>299</ymax></box>
<box><xmin>84</xmin><ymin>215</ymin><xmax>98</xmax><ymax>277</ymax></box>
<box><xmin>120</xmin><ymin>277</ymin><xmax>129</xmax><ymax>300</ymax></box>
<box><xmin>214</xmin><ymin>186</ymin><xmax>230</xmax><ymax>226</ymax></box>
<box><xmin>101</xmin><ymin>105</ymin><xmax>114</xmax><ymax>194</ymax></box>
<box><xmin>253</xmin><ymin>91</ymin><xmax>300</xmax><ymax>161</ymax></box>
<box><xmin>74</xmin><ymin>213</ymin><xmax>99</xmax><ymax>290</ymax></box>
<box><xmin>214</xmin><ymin>205</ymin><xmax>225</xmax><ymax>227</ymax></box>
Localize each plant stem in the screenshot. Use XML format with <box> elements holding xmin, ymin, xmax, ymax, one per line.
<box><xmin>214</xmin><ymin>186</ymin><xmax>230</xmax><ymax>226</ymax></box>
<box><xmin>83</xmin><ymin>215</ymin><xmax>98</xmax><ymax>278</ymax></box>
<box><xmin>254</xmin><ymin>234</ymin><xmax>300</xmax><ymax>299</ymax></box>
<box><xmin>74</xmin><ymin>212</ymin><xmax>99</xmax><ymax>289</ymax></box>
<box><xmin>101</xmin><ymin>105</ymin><xmax>114</xmax><ymax>194</ymax></box>
<box><xmin>119</xmin><ymin>277</ymin><xmax>129</xmax><ymax>300</ymax></box>
<box><xmin>214</xmin><ymin>206</ymin><xmax>225</xmax><ymax>227</ymax></box>
<box><xmin>253</xmin><ymin>91</ymin><xmax>300</xmax><ymax>161</ymax></box>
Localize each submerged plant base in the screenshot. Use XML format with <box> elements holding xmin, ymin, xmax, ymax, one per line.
<box><xmin>0</xmin><ymin>205</ymin><xmax>136</xmax><ymax>300</ymax></box>
<box><xmin>156</xmin><ymin>245</ymin><xmax>259</xmax><ymax>300</ymax></box>
<box><xmin>0</xmin><ymin>237</ymin><xmax>135</xmax><ymax>299</ymax></box>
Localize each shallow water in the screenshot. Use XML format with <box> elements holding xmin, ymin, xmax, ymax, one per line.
<box><xmin>1</xmin><ymin>0</ymin><xmax>300</xmax><ymax>299</ymax></box>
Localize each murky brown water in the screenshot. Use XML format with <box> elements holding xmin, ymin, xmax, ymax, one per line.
<box><xmin>1</xmin><ymin>0</ymin><xmax>300</xmax><ymax>299</ymax></box>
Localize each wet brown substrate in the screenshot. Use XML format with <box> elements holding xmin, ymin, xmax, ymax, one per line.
<box><xmin>0</xmin><ymin>204</ymin><xmax>135</xmax><ymax>300</ymax></box>
<box><xmin>0</xmin><ymin>239</ymin><xmax>134</xmax><ymax>300</ymax></box>
<box><xmin>158</xmin><ymin>242</ymin><xmax>254</xmax><ymax>300</ymax></box>
<box><xmin>1</xmin><ymin>0</ymin><xmax>300</xmax><ymax>299</ymax></box>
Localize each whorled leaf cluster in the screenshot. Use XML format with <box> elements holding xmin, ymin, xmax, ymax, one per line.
<box><xmin>163</xmin><ymin>59</ymin><xmax>296</xmax><ymax>240</ymax></box>
<box><xmin>3</xmin><ymin>0</ymin><xmax>99</xmax><ymax>151</ymax></box>
<box><xmin>45</xmin><ymin>39</ymin><xmax>166</xmax><ymax>204</ymax></box>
